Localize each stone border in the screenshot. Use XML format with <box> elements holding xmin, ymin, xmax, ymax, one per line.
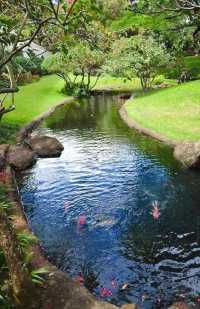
<box><xmin>119</xmin><ymin>105</ymin><xmax>177</xmax><ymax>148</ymax></box>
<box><xmin>119</xmin><ymin>102</ymin><xmax>200</xmax><ymax>169</ymax></box>
<box><xmin>17</xmin><ymin>97</ymin><xmax>75</xmax><ymax>142</ymax></box>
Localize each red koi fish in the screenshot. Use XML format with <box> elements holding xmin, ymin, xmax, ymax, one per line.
<box><xmin>151</xmin><ymin>201</ymin><xmax>161</xmax><ymax>220</ymax></box>
<box><xmin>100</xmin><ymin>288</ymin><xmax>113</xmax><ymax>298</ymax></box>
<box><xmin>77</xmin><ymin>215</ymin><xmax>87</xmax><ymax>230</ymax></box>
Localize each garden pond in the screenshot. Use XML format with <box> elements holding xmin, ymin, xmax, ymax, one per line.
<box><xmin>18</xmin><ymin>95</ymin><xmax>200</xmax><ymax>308</ymax></box>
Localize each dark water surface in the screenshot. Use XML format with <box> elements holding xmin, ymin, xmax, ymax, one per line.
<box><xmin>18</xmin><ymin>95</ymin><xmax>200</xmax><ymax>308</ymax></box>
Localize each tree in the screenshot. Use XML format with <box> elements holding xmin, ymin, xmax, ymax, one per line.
<box><xmin>43</xmin><ymin>21</ymin><xmax>111</xmax><ymax>96</ymax></box>
<box><xmin>95</xmin><ymin>0</ymin><xmax>129</xmax><ymax>25</ymax></box>
<box><xmin>0</xmin><ymin>0</ymin><xmax>80</xmax><ymax>120</ymax></box>
<box><xmin>136</xmin><ymin>0</ymin><xmax>200</xmax><ymax>41</ymax></box>
<box><xmin>136</xmin><ymin>0</ymin><xmax>200</xmax><ymax>13</ymax></box>
<box><xmin>43</xmin><ymin>43</ymin><xmax>105</xmax><ymax>96</ymax></box>
<box><xmin>0</xmin><ymin>0</ymin><xmax>81</xmax><ymax>71</ymax></box>
<box><xmin>105</xmin><ymin>35</ymin><xmax>172</xmax><ymax>90</ymax></box>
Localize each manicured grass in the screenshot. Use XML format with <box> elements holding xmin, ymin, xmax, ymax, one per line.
<box><xmin>124</xmin><ymin>80</ymin><xmax>200</xmax><ymax>142</ymax></box>
<box><xmin>1</xmin><ymin>75</ymin><xmax>66</xmax><ymax>125</ymax></box>
<box><xmin>95</xmin><ymin>75</ymin><xmax>141</xmax><ymax>92</ymax></box>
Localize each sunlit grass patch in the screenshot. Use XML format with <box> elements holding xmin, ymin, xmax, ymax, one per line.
<box><xmin>125</xmin><ymin>80</ymin><xmax>200</xmax><ymax>141</ymax></box>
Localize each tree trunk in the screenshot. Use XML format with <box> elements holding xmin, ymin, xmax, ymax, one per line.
<box><xmin>0</xmin><ymin>65</ymin><xmax>16</xmax><ymax>121</ymax></box>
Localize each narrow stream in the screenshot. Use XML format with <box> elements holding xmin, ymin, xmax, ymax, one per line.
<box><xmin>18</xmin><ymin>95</ymin><xmax>200</xmax><ymax>308</ymax></box>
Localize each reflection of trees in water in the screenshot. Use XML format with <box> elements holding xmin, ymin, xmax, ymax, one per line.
<box><xmin>44</xmin><ymin>95</ymin><xmax>178</xmax><ymax>169</ymax></box>
<box><xmin>44</xmin><ymin>95</ymin><xmax>116</xmax><ymax>130</ymax></box>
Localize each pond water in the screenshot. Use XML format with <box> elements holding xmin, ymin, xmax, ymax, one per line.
<box><xmin>18</xmin><ymin>95</ymin><xmax>200</xmax><ymax>308</ymax></box>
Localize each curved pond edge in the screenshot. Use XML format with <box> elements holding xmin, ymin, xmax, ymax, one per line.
<box><xmin>119</xmin><ymin>105</ymin><xmax>177</xmax><ymax>148</ymax></box>
<box><xmin>16</xmin><ymin>97</ymin><xmax>75</xmax><ymax>142</ymax></box>
<box><xmin>119</xmin><ymin>103</ymin><xmax>200</xmax><ymax>169</ymax></box>
<box><xmin>2</xmin><ymin>166</ymin><xmax>120</xmax><ymax>309</ymax></box>
<box><xmin>1</xmin><ymin>96</ymin><xmax>132</xmax><ymax>308</ymax></box>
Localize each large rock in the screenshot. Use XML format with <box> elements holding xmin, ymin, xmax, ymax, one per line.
<box><xmin>28</xmin><ymin>135</ymin><xmax>64</xmax><ymax>158</ymax></box>
<box><xmin>174</xmin><ymin>142</ymin><xmax>200</xmax><ymax>168</ymax></box>
<box><xmin>0</xmin><ymin>144</ymin><xmax>9</xmax><ymax>169</ymax></box>
<box><xmin>7</xmin><ymin>145</ymin><xmax>36</xmax><ymax>171</ymax></box>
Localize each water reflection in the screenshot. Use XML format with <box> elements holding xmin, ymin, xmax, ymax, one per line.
<box><xmin>19</xmin><ymin>95</ymin><xmax>200</xmax><ymax>308</ymax></box>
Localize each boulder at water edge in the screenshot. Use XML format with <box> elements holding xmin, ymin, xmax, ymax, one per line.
<box><xmin>174</xmin><ymin>142</ymin><xmax>200</xmax><ymax>168</ymax></box>
<box><xmin>7</xmin><ymin>145</ymin><xmax>36</xmax><ymax>171</ymax></box>
<box><xmin>28</xmin><ymin>135</ymin><xmax>64</xmax><ymax>158</ymax></box>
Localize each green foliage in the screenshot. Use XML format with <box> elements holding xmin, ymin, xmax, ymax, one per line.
<box><xmin>43</xmin><ymin>21</ymin><xmax>110</xmax><ymax>97</ymax></box>
<box><xmin>0</xmin><ymin>185</ymin><xmax>7</xmax><ymax>201</ymax></box>
<box><xmin>17</xmin><ymin>233</ymin><xmax>38</xmax><ymax>250</ymax></box>
<box><xmin>105</xmin><ymin>35</ymin><xmax>172</xmax><ymax>90</ymax></box>
<box><xmin>43</xmin><ymin>46</ymin><xmax>104</xmax><ymax>97</ymax></box>
<box><xmin>110</xmin><ymin>11</ymin><xmax>173</xmax><ymax>33</ymax></box>
<box><xmin>0</xmin><ymin>123</ymin><xmax>19</xmax><ymax>144</ymax></box>
<box><xmin>153</xmin><ymin>75</ymin><xmax>165</xmax><ymax>86</ymax></box>
<box><xmin>42</xmin><ymin>54</ymin><xmax>61</xmax><ymax>74</ymax></box>
<box><xmin>0</xmin><ymin>187</ymin><xmax>11</xmax><ymax>213</ymax></box>
<box><xmin>0</xmin><ymin>0</ymin><xmax>83</xmax><ymax>70</ymax></box>
<box><xmin>0</xmin><ymin>202</ymin><xmax>11</xmax><ymax>211</ymax></box>
<box><xmin>31</xmin><ymin>267</ymin><xmax>49</xmax><ymax>285</ymax></box>
<box><xmin>95</xmin><ymin>0</ymin><xmax>129</xmax><ymax>25</ymax></box>
<box><xmin>0</xmin><ymin>250</ymin><xmax>6</xmax><ymax>268</ymax></box>
<box><xmin>0</xmin><ymin>249</ymin><xmax>10</xmax><ymax>308</ymax></box>
<box><xmin>137</xmin><ymin>0</ymin><xmax>200</xmax><ymax>15</ymax></box>
<box><xmin>15</xmin><ymin>50</ymin><xmax>45</xmax><ymax>76</ymax></box>
<box><xmin>0</xmin><ymin>290</ymin><xmax>11</xmax><ymax>309</ymax></box>
<box><xmin>164</xmin><ymin>56</ymin><xmax>200</xmax><ymax>80</ymax></box>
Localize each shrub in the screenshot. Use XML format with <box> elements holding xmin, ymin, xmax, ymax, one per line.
<box><xmin>153</xmin><ymin>75</ymin><xmax>165</xmax><ymax>85</ymax></box>
<box><xmin>15</xmin><ymin>50</ymin><xmax>46</xmax><ymax>76</ymax></box>
<box><xmin>105</xmin><ymin>35</ymin><xmax>172</xmax><ymax>90</ymax></box>
<box><xmin>164</xmin><ymin>56</ymin><xmax>200</xmax><ymax>81</ymax></box>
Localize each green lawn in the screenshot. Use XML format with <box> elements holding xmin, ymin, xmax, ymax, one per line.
<box><xmin>95</xmin><ymin>75</ymin><xmax>141</xmax><ymax>92</ymax></box>
<box><xmin>1</xmin><ymin>75</ymin><xmax>66</xmax><ymax>125</ymax></box>
<box><xmin>124</xmin><ymin>80</ymin><xmax>200</xmax><ymax>142</ymax></box>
